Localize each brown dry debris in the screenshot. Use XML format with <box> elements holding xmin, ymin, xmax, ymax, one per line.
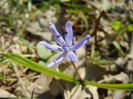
<box><xmin>0</xmin><ymin>0</ymin><xmax>133</xmax><ymax>98</ymax></box>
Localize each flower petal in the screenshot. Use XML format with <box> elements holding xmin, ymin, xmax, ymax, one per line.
<box><xmin>65</xmin><ymin>21</ymin><xmax>73</xmax><ymax>46</ymax></box>
<box><xmin>47</xmin><ymin>52</ymin><xmax>67</xmax><ymax>68</ymax></box>
<box><xmin>68</xmin><ymin>51</ymin><xmax>78</xmax><ymax>62</ymax></box>
<box><xmin>72</xmin><ymin>35</ymin><xmax>90</xmax><ymax>50</ymax></box>
<box><xmin>39</xmin><ymin>41</ymin><xmax>64</xmax><ymax>51</ymax></box>
<box><xmin>48</xmin><ymin>23</ymin><xmax>65</xmax><ymax>46</ymax></box>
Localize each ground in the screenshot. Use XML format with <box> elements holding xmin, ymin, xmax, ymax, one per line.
<box><xmin>0</xmin><ymin>0</ymin><xmax>133</xmax><ymax>98</ymax></box>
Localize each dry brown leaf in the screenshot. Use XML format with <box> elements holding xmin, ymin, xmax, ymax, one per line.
<box><xmin>0</xmin><ymin>88</ymin><xmax>16</xmax><ymax>97</ymax></box>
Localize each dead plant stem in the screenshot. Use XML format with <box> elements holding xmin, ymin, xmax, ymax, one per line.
<box><xmin>13</xmin><ymin>63</ymin><xmax>30</xmax><ymax>97</ymax></box>
<box><xmin>71</xmin><ymin>60</ymin><xmax>82</xmax><ymax>81</ymax></box>
<box><xmin>92</xmin><ymin>11</ymin><xmax>105</xmax><ymax>50</ymax></box>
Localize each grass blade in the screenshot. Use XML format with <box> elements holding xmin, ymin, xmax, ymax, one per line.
<box><xmin>3</xmin><ymin>53</ymin><xmax>80</xmax><ymax>84</ymax></box>
<box><xmin>3</xmin><ymin>53</ymin><xmax>133</xmax><ymax>90</ymax></box>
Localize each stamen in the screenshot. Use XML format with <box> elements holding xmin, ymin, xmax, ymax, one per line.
<box><xmin>64</xmin><ymin>32</ymin><xmax>68</xmax><ymax>34</ymax></box>
<box><xmin>54</xmin><ymin>60</ymin><xmax>56</xmax><ymax>64</ymax></box>
<box><xmin>58</xmin><ymin>47</ymin><xmax>63</xmax><ymax>51</ymax></box>
<box><xmin>56</xmin><ymin>35</ymin><xmax>61</xmax><ymax>38</ymax></box>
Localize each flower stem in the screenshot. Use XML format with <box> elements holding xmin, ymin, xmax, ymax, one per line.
<box><xmin>71</xmin><ymin>60</ymin><xmax>82</xmax><ymax>81</ymax></box>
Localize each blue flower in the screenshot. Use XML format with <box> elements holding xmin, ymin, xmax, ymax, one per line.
<box><xmin>39</xmin><ymin>21</ymin><xmax>90</xmax><ymax>68</ymax></box>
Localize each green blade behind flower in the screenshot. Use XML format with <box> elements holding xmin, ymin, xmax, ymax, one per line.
<box><xmin>2</xmin><ymin>53</ymin><xmax>133</xmax><ymax>90</ymax></box>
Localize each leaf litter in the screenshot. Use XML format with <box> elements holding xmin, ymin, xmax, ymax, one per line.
<box><xmin>0</xmin><ymin>0</ymin><xmax>133</xmax><ymax>98</ymax></box>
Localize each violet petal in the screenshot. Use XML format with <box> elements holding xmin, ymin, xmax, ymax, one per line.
<box><xmin>47</xmin><ymin>52</ymin><xmax>67</xmax><ymax>68</ymax></box>
<box><xmin>65</xmin><ymin>21</ymin><xmax>73</xmax><ymax>46</ymax></box>
<box><xmin>72</xmin><ymin>35</ymin><xmax>90</xmax><ymax>50</ymax></box>
<box><xmin>39</xmin><ymin>41</ymin><xmax>64</xmax><ymax>51</ymax></box>
<box><xmin>68</xmin><ymin>51</ymin><xmax>78</xmax><ymax>62</ymax></box>
<box><xmin>48</xmin><ymin>23</ymin><xmax>65</xmax><ymax>46</ymax></box>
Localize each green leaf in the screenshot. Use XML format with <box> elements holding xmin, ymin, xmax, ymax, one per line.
<box><xmin>83</xmin><ymin>81</ymin><xmax>133</xmax><ymax>90</ymax></box>
<box><xmin>0</xmin><ymin>56</ymin><xmax>8</xmax><ymax>66</ymax></box>
<box><xmin>3</xmin><ymin>53</ymin><xmax>80</xmax><ymax>84</ymax></box>
<box><xmin>2</xmin><ymin>53</ymin><xmax>133</xmax><ymax>90</ymax></box>
<box><xmin>79</xmin><ymin>12</ymin><xmax>89</xmax><ymax>31</ymax></box>
<box><xmin>111</xmin><ymin>20</ymin><xmax>123</xmax><ymax>31</ymax></box>
<box><xmin>89</xmin><ymin>58</ymin><xmax>111</xmax><ymax>65</ymax></box>
<box><xmin>36</xmin><ymin>44</ymin><xmax>52</xmax><ymax>61</ymax></box>
<box><xmin>61</xmin><ymin>2</ymin><xmax>84</xmax><ymax>8</ymax></box>
<box><xmin>0</xmin><ymin>72</ymin><xmax>4</xmax><ymax>80</ymax></box>
<box><xmin>89</xmin><ymin>46</ymin><xmax>111</xmax><ymax>65</ymax></box>
<box><xmin>6</xmin><ymin>16</ymin><xmax>13</xmax><ymax>27</ymax></box>
<box><xmin>130</xmin><ymin>15</ymin><xmax>133</xmax><ymax>22</ymax></box>
<box><xmin>127</xmin><ymin>24</ymin><xmax>133</xmax><ymax>32</ymax></box>
<box><xmin>38</xmin><ymin>60</ymin><xmax>46</xmax><ymax>66</ymax></box>
<box><xmin>113</xmin><ymin>41</ymin><xmax>125</xmax><ymax>56</ymax></box>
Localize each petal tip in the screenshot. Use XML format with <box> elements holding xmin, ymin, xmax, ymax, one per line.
<box><xmin>48</xmin><ymin>23</ymin><xmax>54</xmax><ymax>28</ymax></box>
<box><xmin>86</xmin><ymin>35</ymin><xmax>91</xmax><ymax>38</ymax></box>
<box><xmin>67</xmin><ymin>21</ymin><xmax>71</xmax><ymax>24</ymax></box>
<box><xmin>48</xmin><ymin>23</ymin><xmax>53</xmax><ymax>25</ymax></box>
<box><xmin>39</xmin><ymin>41</ymin><xmax>46</xmax><ymax>45</ymax></box>
<box><xmin>72</xmin><ymin>58</ymin><xmax>78</xmax><ymax>62</ymax></box>
<box><xmin>66</xmin><ymin>21</ymin><xmax>72</xmax><ymax>27</ymax></box>
<box><xmin>46</xmin><ymin>64</ymin><xmax>53</xmax><ymax>68</ymax></box>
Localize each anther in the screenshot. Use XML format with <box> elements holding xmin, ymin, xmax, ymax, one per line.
<box><xmin>57</xmin><ymin>35</ymin><xmax>61</xmax><ymax>38</ymax></box>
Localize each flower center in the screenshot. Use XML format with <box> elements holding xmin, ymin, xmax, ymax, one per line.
<box><xmin>62</xmin><ymin>45</ymin><xmax>71</xmax><ymax>52</ymax></box>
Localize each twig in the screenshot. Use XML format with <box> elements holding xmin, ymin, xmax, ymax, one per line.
<box><xmin>84</xmin><ymin>0</ymin><xmax>100</xmax><ymax>11</ymax></box>
<box><xmin>129</xmin><ymin>32</ymin><xmax>133</xmax><ymax>58</ymax></box>
<box><xmin>71</xmin><ymin>60</ymin><xmax>82</xmax><ymax>81</ymax></box>
<box><xmin>13</xmin><ymin>63</ymin><xmax>30</xmax><ymax>97</ymax></box>
<box><xmin>92</xmin><ymin>11</ymin><xmax>105</xmax><ymax>50</ymax></box>
<box><xmin>31</xmin><ymin>88</ymin><xmax>35</xmax><ymax>99</ymax></box>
